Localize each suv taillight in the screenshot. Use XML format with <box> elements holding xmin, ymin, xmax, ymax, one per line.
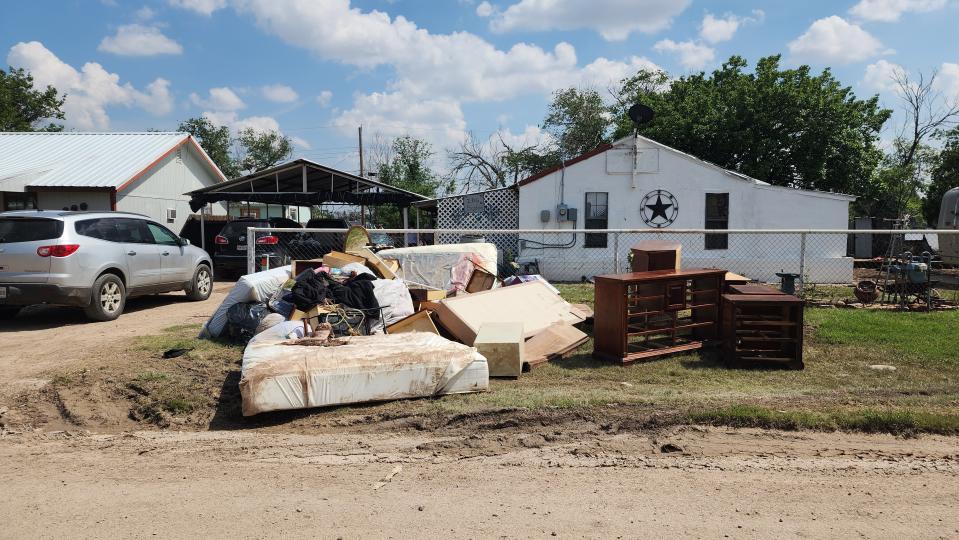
<box><xmin>256</xmin><ymin>235</ymin><xmax>279</xmax><ymax>245</ymax></box>
<box><xmin>37</xmin><ymin>244</ymin><xmax>80</xmax><ymax>257</ymax></box>
<box><xmin>214</xmin><ymin>235</ymin><xmax>229</xmax><ymax>245</ymax></box>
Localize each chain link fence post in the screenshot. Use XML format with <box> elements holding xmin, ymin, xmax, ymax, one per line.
<box><xmin>798</xmin><ymin>232</ymin><xmax>807</xmax><ymax>295</ymax></box>
<box><xmin>612</xmin><ymin>232</ymin><xmax>620</xmax><ymax>273</ymax></box>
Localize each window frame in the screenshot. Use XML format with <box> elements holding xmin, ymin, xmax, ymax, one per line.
<box><xmin>145</xmin><ymin>221</ymin><xmax>181</xmax><ymax>246</ymax></box>
<box><xmin>584</xmin><ymin>191</ymin><xmax>609</xmax><ymax>248</ymax></box>
<box><xmin>704</xmin><ymin>192</ymin><xmax>729</xmax><ymax>250</ymax></box>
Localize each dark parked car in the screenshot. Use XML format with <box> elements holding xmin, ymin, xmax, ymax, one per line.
<box><xmin>212</xmin><ymin>217</ymin><xmax>301</xmax><ymax>276</ymax></box>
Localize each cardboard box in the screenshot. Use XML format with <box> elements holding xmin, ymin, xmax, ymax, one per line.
<box><xmin>465</xmin><ymin>268</ymin><xmax>496</xmax><ymax>293</ymax></box>
<box><xmin>291</xmin><ymin>259</ymin><xmax>327</xmax><ymax>277</ymax></box>
<box><xmin>386</xmin><ymin>310</ymin><xmax>440</xmax><ymax>335</ymax></box>
<box><xmin>431</xmin><ymin>281</ymin><xmax>584</xmax><ymax>345</ymax></box>
<box><xmin>323</xmin><ymin>251</ymin><xmax>366</xmax><ymax>269</ymax></box>
<box><xmin>474</xmin><ymin>322</ymin><xmax>524</xmax><ymax>378</ymax></box>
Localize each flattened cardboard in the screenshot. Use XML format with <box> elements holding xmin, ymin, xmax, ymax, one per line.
<box><xmin>347</xmin><ymin>247</ymin><xmax>398</xmax><ymax>279</ymax></box>
<box><xmin>386</xmin><ymin>310</ymin><xmax>440</xmax><ymax>335</ymax></box>
<box><xmin>523</xmin><ymin>323</ymin><xmax>588</xmax><ymax>370</ymax></box>
<box><xmin>431</xmin><ymin>281</ymin><xmax>583</xmax><ymax>345</ymax></box>
<box><xmin>323</xmin><ymin>251</ymin><xmax>366</xmax><ymax>269</ymax></box>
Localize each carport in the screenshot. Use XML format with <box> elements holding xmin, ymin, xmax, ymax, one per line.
<box><xmin>186</xmin><ymin>159</ymin><xmax>428</xmax><ymax>249</ymax></box>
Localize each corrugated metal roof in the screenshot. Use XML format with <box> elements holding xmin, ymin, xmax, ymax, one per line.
<box><xmin>0</xmin><ymin>132</ymin><xmax>202</xmax><ymax>190</ymax></box>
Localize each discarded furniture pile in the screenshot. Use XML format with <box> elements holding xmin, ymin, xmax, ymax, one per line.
<box><xmin>593</xmin><ymin>242</ymin><xmax>805</xmax><ymax>370</ymax></box>
<box><xmin>199</xmin><ymin>226</ymin><xmax>591</xmax><ymax>416</ymax></box>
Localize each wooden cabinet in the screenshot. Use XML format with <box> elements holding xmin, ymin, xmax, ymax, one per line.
<box><xmin>721</xmin><ymin>294</ymin><xmax>804</xmax><ymax>370</ymax></box>
<box><xmin>593</xmin><ymin>269</ymin><xmax>725</xmax><ymax>363</ymax></box>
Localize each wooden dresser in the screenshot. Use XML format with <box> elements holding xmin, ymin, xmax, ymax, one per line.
<box><xmin>721</xmin><ymin>293</ymin><xmax>805</xmax><ymax>370</ymax></box>
<box><xmin>593</xmin><ymin>269</ymin><xmax>725</xmax><ymax>363</ymax></box>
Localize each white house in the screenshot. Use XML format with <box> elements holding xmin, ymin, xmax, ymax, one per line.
<box><xmin>0</xmin><ymin>132</ymin><xmax>226</xmax><ymax>232</ymax></box>
<box><xmin>516</xmin><ymin>134</ymin><xmax>854</xmax><ymax>282</ymax></box>
<box><xmin>423</xmin><ymin>134</ymin><xmax>855</xmax><ymax>283</ymax></box>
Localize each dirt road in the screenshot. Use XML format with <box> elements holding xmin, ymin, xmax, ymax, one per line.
<box><xmin>0</xmin><ymin>283</ymin><xmax>230</xmax><ymax>392</ymax></box>
<box><xmin>1</xmin><ymin>426</ymin><xmax>957</xmax><ymax>538</ymax></box>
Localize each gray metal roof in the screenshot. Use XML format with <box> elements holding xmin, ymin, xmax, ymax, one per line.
<box><xmin>0</xmin><ymin>132</ymin><xmax>226</xmax><ymax>191</ymax></box>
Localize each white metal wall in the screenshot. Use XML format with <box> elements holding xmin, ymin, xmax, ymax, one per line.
<box><xmin>116</xmin><ymin>143</ymin><xmax>221</xmax><ymax>231</ymax></box>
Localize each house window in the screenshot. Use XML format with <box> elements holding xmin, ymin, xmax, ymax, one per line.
<box><xmin>584</xmin><ymin>192</ymin><xmax>608</xmax><ymax>248</ymax></box>
<box><xmin>705</xmin><ymin>193</ymin><xmax>729</xmax><ymax>250</ymax></box>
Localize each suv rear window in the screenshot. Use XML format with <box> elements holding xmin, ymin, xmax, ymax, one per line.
<box><xmin>0</xmin><ymin>218</ymin><xmax>63</xmax><ymax>243</ymax></box>
<box><xmin>221</xmin><ymin>221</ymin><xmax>268</xmax><ymax>236</ymax></box>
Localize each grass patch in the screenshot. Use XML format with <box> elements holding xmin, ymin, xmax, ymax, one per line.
<box><xmin>554</xmin><ymin>283</ymin><xmax>594</xmax><ymax>307</ymax></box>
<box><xmin>806</xmin><ymin>308</ymin><xmax>959</xmax><ymax>363</ymax></box>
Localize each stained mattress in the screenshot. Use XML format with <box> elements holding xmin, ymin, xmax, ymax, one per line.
<box><xmin>239</xmin><ymin>328</ymin><xmax>489</xmax><ymax>416</ymax></box>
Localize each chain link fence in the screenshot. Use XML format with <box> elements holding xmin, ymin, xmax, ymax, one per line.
<box><xmin>240</xmin><ymin>227</ymin><xmax>958</xmax><ymax>302</ymax></box>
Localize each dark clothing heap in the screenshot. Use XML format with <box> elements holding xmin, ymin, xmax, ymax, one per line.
<box><xmin>290</xmin><ymin>271</ymin><xmax>379</xmax><ymax>314</ymax></box>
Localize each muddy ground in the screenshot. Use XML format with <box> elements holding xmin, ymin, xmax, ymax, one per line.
<box><xmin>2</xmin><ymin>287</ymin><xmax>959</xmax><ymax>538</ymax></box>
<box><xmin>2</xmin><ymin>425</ymin><xmax>957</xmax><ymax>538</ymax></box>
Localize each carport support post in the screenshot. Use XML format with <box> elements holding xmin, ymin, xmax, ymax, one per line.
<box><xmin>247</xmin><ymin>226</ymin><xmax>256</xmax><ymax>275</ymax></box>
<box><xmin>402</xmin><ymin>206</ymin><xmax>410</xmax><ymax>247</ymax></box>
<box><xmin>200</xmin><ymin>206</ymin><xmax>206</xmax><ymax>251</ymax></box>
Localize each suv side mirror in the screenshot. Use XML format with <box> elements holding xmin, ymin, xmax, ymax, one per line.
<box><xmin>179</xmin><ymin>237</ymin><xmax>191</xmax><ymax>246</ymax></box>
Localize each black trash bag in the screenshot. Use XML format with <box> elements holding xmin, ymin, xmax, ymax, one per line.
<box><xmin>225</xmin><ymin>301</ymin><xmax>269</xmax><ymax>343</ymax></box>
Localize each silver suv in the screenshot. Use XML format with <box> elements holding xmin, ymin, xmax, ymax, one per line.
<box><xmin>0</xmin><ymin>210</ymin><xmax>214</xmax><ymax>321</ymax></box>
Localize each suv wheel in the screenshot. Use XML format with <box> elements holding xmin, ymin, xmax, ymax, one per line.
<box><xmin>0</xmin><ymin>307</ymin><xmax>21</xmax><ymax>320</ymax></box>
<box><xmin>186</xmin><ymin>265</ymin><xmax>213</xmax><ymax>301</ymax></box>
<box><xmin>84</xmin><ymin>274</ymin><xmax>126</xmax><ymax>321</ymax></box>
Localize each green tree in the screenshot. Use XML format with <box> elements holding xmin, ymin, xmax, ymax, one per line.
<box><xmin>375</xmin><ymin>135</ymin><xmax>440</xmax><ymax>227</ymax></box>
<box><xmin>924</xmin><ymin>127</ymin><xmax>959</xmax><ymax>226</ymax></box>
<box><xmin>542</xmin><ymin>87</ymin><xmax>610</xmax><ymax>159</ymax></box>
<box><xmin>611</xmin><ymin>56</ymin><xmax>892</xmax><ymax>199</ymax></box>
<box><xmin>0</xmin><ymin>67</ymin><xmax>65</xmax><ymax>131</ymax></box>
<box><xmin>178</xmin><ymin>117</ymin><xmax>239</xmax><ymax>178</ymax></box>
<box><xmin>236</xmin><ymin>128</ymin><xmax>293</xmax><ymax>174</ymax></box>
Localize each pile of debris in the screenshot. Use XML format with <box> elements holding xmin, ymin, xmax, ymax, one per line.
<box><xmin>199</xmin><ymin>226</ymin><xmax>591</xmax><ymax>416</ymax></box>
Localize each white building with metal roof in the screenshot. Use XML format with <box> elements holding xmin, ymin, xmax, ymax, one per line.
<box><xmin>0</xmin><ymin>132</ymin><xmax>226</xmax><ymax>231</ymax></box>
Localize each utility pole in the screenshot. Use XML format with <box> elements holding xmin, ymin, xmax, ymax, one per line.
<box><xmin>358</xmin><ymin>125</ymin><xmax>366</xmax><ymax>226</ymax></box>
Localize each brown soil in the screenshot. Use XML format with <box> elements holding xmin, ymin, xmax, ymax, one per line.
<box><xmin>1</xmin><ymin>425</ymin><xmax>957</xmax><ymax>538</ymax></box>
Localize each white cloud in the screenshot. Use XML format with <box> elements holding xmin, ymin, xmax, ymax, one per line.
<box><xmin>135</xmin><ymin>6</ymin><xmax>156</xmax><ymax>21</ymax></box>
<box><xmin>202</xmin><ymin>110</ymin><xmax>280</xmax><ymax>134</ymax></box>
<box><xmin>938</xmin><ymin>62</ymin><xmax>959</xmax><ymax>101</ymax></box>
<box><xmin>291</xmin><ymin>136</ymin><xmax>312</xmax><ymax>150</ymax></box>
<box><xmin>98</xmin><ymin>24</ymin><xmax>183</xmax><ymax>56</ymax></box>
<box><xmin>788</xmin><ymin>16</ymin><xmax>885</xmax><ymax>65</ymax></box>
<box><xmin>863</xmin><ymin>59</ymin><xmax>903</xmax><ymax>92</ymax></box>
<box><xmin>6</xmin><ymin>41</ymin><xmax>174</xmax><ymax>129</ymax></box>
<box><xmin>475</xmin><ymin>1</ymin><xmax>495</xmax><ymax>17</ymax></box>
<box><xmin>485</xmin><ymin>0</ymin><xmax>691</xmax><ymax>41</ymax></box>
<box><xmin>333</xmin><ymin>92</ymin><xmax>468</xmax><ymax>150</ymax></box>
<box><xmin>700</xmin><ymin>10</ymin><xmax>763</xmax><ymax>44</ymax></box>
<box><xmin>197</xmin><ymin>1</ymin><xmax>669</xmax><ymax>153</ymax></box>
<box><xmin>189</xmin><ymin>87</ymin><xmax>245</xmax><ymax>110</ymax></box>
<box><xmin>849</xmin><ymin>0</ymin><xmax>947</xmax><ymax>22</ymax></box>
<box><xmin>167</xmin><ymin>0</ymin><xmax>226</xmax><ymax>16</ymax></box>
<box><xmin>653</xmin><ymin>39</ymin><xmax>715</xmax><ymax>70</ymax></box>
<box><xmin>494</xmin><ymin>125</ymin><xmax>553</xmax><ymax>150</ymax></box>
<box><xmin>316</xmin><ymin>90</ymin><xmax>333</xmax><ymax>107</ymax></box>
<box><xmin>261</xmin><ymin>83</ymin><xmax>298</xmax><ymax>103</ymax></box>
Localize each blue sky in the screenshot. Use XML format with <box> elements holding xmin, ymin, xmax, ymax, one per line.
<box><xmin>3</xmin><ymin>0</ymin><xmax>957</xmax><ymax>174</ymax></box>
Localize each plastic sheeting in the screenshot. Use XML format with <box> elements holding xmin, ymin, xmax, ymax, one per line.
<box><xmin>239</xmin><ymin>332</ymin><xmax>489</xmax><ymax>416</ymax></box>
<box><xmin>376</xmin><ymin>243</ymin><xmax>498</xmax><ymax>291</ymax></box>
<box><xmin>199</xmin><ymin>266</ymin><xmax>292</xmax><ymax>339</ymax></box>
